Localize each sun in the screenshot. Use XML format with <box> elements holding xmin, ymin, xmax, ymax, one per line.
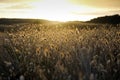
<box><xmin>27</xmin><ymin>0</ymin><xmax>73</xmax><ymax>21</ymax></box>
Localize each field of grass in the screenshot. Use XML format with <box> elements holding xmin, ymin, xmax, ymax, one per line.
<box><xmin>0</xmin><ymin>23</ymin><xmax>120</xmax><ymax>80</ymax></box>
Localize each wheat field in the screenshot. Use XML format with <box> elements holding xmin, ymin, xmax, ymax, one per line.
<box><xmin>0</xmin><ymin>23</ymin><xmax>120</xmax><ymax>80</ymax></box>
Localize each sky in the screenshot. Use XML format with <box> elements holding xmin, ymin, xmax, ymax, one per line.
<box><xmin>0</xmin><ymin>0</ymin><xmax>120</xmax><ymax>21</ymax></box>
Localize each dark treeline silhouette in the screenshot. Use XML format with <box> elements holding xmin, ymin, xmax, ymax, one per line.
<box><xmin>87</xmin><ymin>14</ymin><xmax>120</xmax><ymax>24</ymax></box>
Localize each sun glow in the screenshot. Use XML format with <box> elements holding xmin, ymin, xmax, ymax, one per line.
<box><xmin>20</xmin><ymin>0</ymin><xmax>99</xmax><ymax>21</ymax></box>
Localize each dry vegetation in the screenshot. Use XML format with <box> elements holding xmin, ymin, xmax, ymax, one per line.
<box><xmin>0</xmin><ymin>23</ymin><xmax>120</xmax><ymax>80</ymax></box>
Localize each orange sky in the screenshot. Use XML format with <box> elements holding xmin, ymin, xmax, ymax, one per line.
<box><xmin>0</xmin><ymin>0</ymin><xmax>120</xmax><ymax>21</ymax></box>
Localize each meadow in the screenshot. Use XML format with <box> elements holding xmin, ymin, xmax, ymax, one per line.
<box><xmin>0</xmin><ymin>22</ymin><xmax>120</xmax><ymax>80</ymax></box>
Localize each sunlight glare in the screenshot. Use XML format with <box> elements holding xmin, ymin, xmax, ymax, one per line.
<box><xmin>25</xmin><ymin>0</ymin><xmax>99</xmax><ymax>21</ymax></box>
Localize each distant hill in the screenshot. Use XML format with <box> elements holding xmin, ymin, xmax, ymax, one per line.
<box><xmin>1</xmin><ymin>14</ymin><xmax>120</xmax><ymax>25</ymax></box>
<box><xmin>0</xmin><ymin>18</ymin><xmax>58</xmax><ymax>25</ymax></box>
<box><xmin>87</xmin><ymin>14</ymin><xmax>120</xmax><ymax>24</ymax></box>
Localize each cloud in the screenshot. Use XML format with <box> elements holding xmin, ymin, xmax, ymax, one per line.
<box><xmin>5</xmin><ymin>3</ymin><xmax>33</xmax><ymax>9</ymax></box>
<box><xmin>0</xmin><ymin>0</ymin><xmax>24</xmax><ymax>3</ymax></box>
<box><xmin>0</xmin><ymin>0</ymin><xmax>41</xmax><ymax>9</ymax></box>
<box><xmin>0</xmin><ymin>0</ymin><xmax>40</xmax><ymax>3</ymax></box>
<box><xmin>69</xmin><ymin>0</ymin><xmax>120</xmax><ymax>8</ymax></box>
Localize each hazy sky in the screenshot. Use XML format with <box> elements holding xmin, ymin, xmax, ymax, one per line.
<box><xmin>0</xmin><ymin>0</ymin><xmax>120</xmax><ymax>21</ymax></box>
